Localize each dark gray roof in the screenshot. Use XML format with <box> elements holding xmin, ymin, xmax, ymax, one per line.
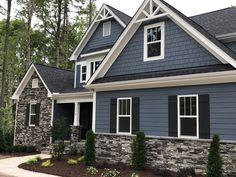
<box><xmin>191</xmin><ymin>7</ymin><xmax>236</xmax><ymax>36</ymax></box>
<box><xmin>81</xmin><ymin>44</ymin><xmax>113</xmax><ymax>54</ymax></box>
<box><xmin>106</xmin><ymin>4</ymin><xmax>132</xmax><ymax>25</ymax></box>
<box><xmin>34</xmin><ymin>63</ymin><xmax>74</xmax><ymax>93</ymax></box>
<box><xmin>60</xmin><ymin>88</ymin><xmax>89</xmax><ymax>94</ymax></box>
<box><xmin>93</xmin><ymin>64</ymin><xmax>234</xmax><ymax>84</ymax></box>
<box><xmin>159</xmin><ymin>0</ymin><xmax>236</xmax><ymax>59</ymax></box>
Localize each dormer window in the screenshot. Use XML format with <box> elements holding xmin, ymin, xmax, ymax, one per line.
<box><xmin>32</xmin><ymin>78</ymin><xmax>39</xmax><ymax>88</ymax></box>
<box><xmin>80</xmin><ymin>65</ymin><xmax>87</xmax><ymax>83</ymax></box>
<box><xmin>103</xmin><ymin>21</ymin><xmax>111</xmax><ymax>37</ymax></box>
<box><xmin>144</xmin><ymin>22</ymin><xmax>165</xmax><ymax>61</ymax></box>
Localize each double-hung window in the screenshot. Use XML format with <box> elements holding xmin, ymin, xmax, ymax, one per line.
<box><xmin>29</xmin><ymin>103</ymin><xmax>37</xmax><ymax>126</ymax></box>
<box><xmin>80</xmin><ymin>65</ymin><xmax>87</xmax><ymax>83</ymax></box>
<box><xmin>178</xmin><ymin>95</ymin><xmax>199</xmax><ymax>139</ymax></box>
<box><xmin>103</xmin><ymin>21</ymin><xmax>111</xmax><ymax>37</ymax></box>
<box><xmin>117</xmin><ymin>98</ymin><xmax>132</xmax><ymax>134</ymax></box>
<box><xmin>90</xmin><ymin>61</ymin><xmax>101</xmax><ymax>76</ymax></box>
<box><xmin>144</xmin><ymin>22</ymin><xmax>165</xmax><ymax>61</ymax></box>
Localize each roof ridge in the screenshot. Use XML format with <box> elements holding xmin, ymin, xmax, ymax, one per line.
<box><xmin>33</xmin><ymin>63</ymin><xmax>74</xmax><ymax>72</ymax></box>
<box><xmin>105</xmin><ymin>4</ymin><xmax>132</xmax><ymax>18</ymax></box>
<box><xmin>190</xmin><ymin>7</ymin><xmax>235</xmax><ymax>18</ymax></box>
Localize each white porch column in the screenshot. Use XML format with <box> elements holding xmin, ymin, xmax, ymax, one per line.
<box><xmin>73</xmin><ymin>102</ymin><xmax>80</xmax><ymax>126</ymax></box>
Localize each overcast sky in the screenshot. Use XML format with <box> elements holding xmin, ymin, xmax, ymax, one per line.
<box><xmin>0</xmin><ymin>0</ymin><xmax>235</xmax><ymax>20</ymax></box>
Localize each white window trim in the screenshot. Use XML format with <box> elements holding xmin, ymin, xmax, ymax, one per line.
<box><xmin>144</xmin><ymin>22</ymin><xmax>165</xmax><ymax>62</ymax></box>
<box><xmin>29</xmin><ymin>103</ymin><xmax>37</xmax><ymax>127</ymax></box>
<box><xmin>103</xmin><ymin>21</ymin><xmax>111</xmax><ymax>37</ymax></box>
<box><xmin>116</xmin><ymin>97</ymin><xmax>132</xmax><ymax>135</ymax></box>
<box><xmin>32</xmin><ymin>78</ymin><xmax>39</xmax><ymax>88</ymax></box>
<box><xmin>177</xmin><ymin>95</ymin><xmax>199</xmax><ymax>139</ymax></box>
<box><xmin>80</xmin><ymin>64</ymin><xmax>87</xmax><ymax>83</ymax></box>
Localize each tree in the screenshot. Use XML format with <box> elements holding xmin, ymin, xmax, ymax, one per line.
<box><xmin>0</xmin><ymin>0</ymin><xmax>12</xmax><ymax>128</ymax></box>
<box><xmin>131</xmin><ymin>131</ymin><xmax>147</xmax><ymax>170</ymax></box>
<box><xmin>207</xmin><ymin>134</ymin><xmax>223</xmax><ymax>177</ymax></box>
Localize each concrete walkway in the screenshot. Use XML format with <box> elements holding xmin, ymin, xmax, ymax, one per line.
<box><xmin>0</xmin><ymin>154</ymin><xmax>60</xmax><ymax>177</ymax></box>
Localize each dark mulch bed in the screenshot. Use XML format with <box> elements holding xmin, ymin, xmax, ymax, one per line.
<box><xmin>19</xmin><ymin>155</ymin><xmax>205</xmax><ymax>177</ymax></box>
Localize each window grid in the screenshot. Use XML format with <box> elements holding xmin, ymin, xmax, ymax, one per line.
<box><xmin>117</xmin><ymin>98</ymin><xmax>132</xmax><ymax>135</ymax></box>
<box><xmin>81</xmin><ymin>65</ymin><xmax>87</xmax><ymax>83</ymax></box>
<box><xmin>29</xmin><ymin>103</ymin><xmax>37</xmax><ymax>126</ymax></box>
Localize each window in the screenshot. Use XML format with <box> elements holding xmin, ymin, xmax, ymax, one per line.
<box><xmin>103</xmin><ymin>21</ymin><xmax>111</xmax><ymax>37</ymax></box>
<box><xmin>117</xmin><ymin>98</ymin><xmax>132</xmax><ymax>134</ymax></box>
<box><xmin>178</xmin><ymin>95</ymin><xmax>199</xmax><ymax>139</ymax></box>
<box><xmin>29</xmin><ymin>103</ymin><xmax>37</xmax><ymax>126</ymax></box>
<box><xmin>90</xmin><ymin>61</ymin><xmax>101</xmax><ymax>76</ymax></box>
<box><xmin>32</xmin><ymin>78</ymin><xmax>39</xmax><ymax>88</ymax></box>
<box><xmin>80</xmin><ymin>65</ymin><xmax>87</xmax><ymax>83</ymax></box>
<box><xmin>144</xmin><ymin>22</ymin><xmax>165</xmax><ymax>61</ymax></box>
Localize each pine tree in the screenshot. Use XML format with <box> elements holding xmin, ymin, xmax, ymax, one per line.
<box><xmin>207</xmin><ymin>134</ymin><xmax>223</xmax><ymax>177</ymax></box>
<box><xmin>131</xmin><ymin>131</ymin><xmax>147</xmax><ymax>170</ymax></box>
<box><xmin>84</xmin><ymin>130</ymin><xmax>95</xmax><ymax>166</ymax></box>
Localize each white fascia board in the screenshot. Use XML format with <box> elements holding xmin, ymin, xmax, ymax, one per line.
<box><xmin>80</xmin><ymin>49</ymin><xmax>110</xmax><ymax>58</ymax></box>
<box><xmin>11</xmin><ymin>64</ymin><xmax>52</xmax><ymax>100</ymax></box>
<box><xmin>87</xmin><ymin>0</ymin><xmax>236</xmax><ymax>85</ymax></box>
<box><xmin>104</xmin><ymin>5</ymin><xmax>126</xmax><ymax>28</ymax></box>
<box><xmin>217</xmin><ymin>32</ymin><xmax>236</xmax><ymax>42</ymax></box>
<box><xmin>86</xmin><ymin>70</ymin><xmax>236</xmax><ymax>92</ymax></box>
<box><xmin>52</xmin><ymin>92</ymin><xmax>93</xmax><ymax>104</ymax></box>
<box><xmin>87</xmin><ymin>0</ymin><xmax>149</xmax><ymax>85</ymax></box>
<box><xmin>155</xmin><ymin>0</ymin><xmax>236</xmax><ymax>67</ymax></box>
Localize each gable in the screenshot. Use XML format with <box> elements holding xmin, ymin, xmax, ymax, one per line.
<box><xmin>78</xmin><ymin>19</ymin><xmax>124</xmax><ymax>61</ymax></box>
<box><xmin>105</xmin><ymin>18</ymin><xmax>222</xmax><ymax>77</ymax></box>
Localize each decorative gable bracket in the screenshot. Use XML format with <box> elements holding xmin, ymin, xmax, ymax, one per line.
<box><xmin>96</xmin><ymin>6</ymin><xmax>113</xmax><ymax>22</ymax></box>
<box><xmin>135</xmin><ymin>0</ymin><xmax>168</xmax><ymax>23</ymax></box>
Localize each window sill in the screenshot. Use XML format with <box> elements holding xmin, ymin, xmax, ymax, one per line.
<box><xmin>144</xmin><ymin>56</ymin><xmax>165</xmax><ymax>62</ymax></box>
<box><xmin>178</xmin><ymin>135</ymin><xmax>199</xmax><ymax>140</ymax></box>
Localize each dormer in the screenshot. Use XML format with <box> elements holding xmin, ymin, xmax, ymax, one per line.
<box><xmin>70</xmin><ymin>4</ymin><xmax>131</xmax><ymax>88</ymax></box>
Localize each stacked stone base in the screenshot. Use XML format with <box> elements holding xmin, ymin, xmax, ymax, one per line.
<box><xmin>95</xmin><ymin>134</ymin><xmax>236</xmax><ymax>176</ymax></box>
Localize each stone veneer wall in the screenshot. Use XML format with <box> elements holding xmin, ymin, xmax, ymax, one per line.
<box><xmin>95</xmin><ymin>134</ymin><xmax>236</xmax><ymax>176</ymax></box>
<box><xmin>15</xmin><ymin>73</ymin><xmax>52</xmax><ymax>149</ymax></box>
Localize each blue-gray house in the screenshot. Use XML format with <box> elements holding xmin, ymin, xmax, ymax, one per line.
<box><xmin>12</xmin><ymin>0</ymin><xmax>236</xmax><ymax>174</ymax></box>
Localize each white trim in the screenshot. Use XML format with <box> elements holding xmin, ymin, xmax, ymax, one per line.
<box><xmin>32</xmin><ymin>78</ymin><xmax>39</xmax><ymax>88</ymax></box>
<box><xmin>74</xmin><ymin>63</ymin><xmax>77</xmax><ymax>88</ymax></box>
<box><xmin>80</xmin><ymin>49</ymin><xmax>110</xmax><ymax>58</ymax></box>
<box><xmin>116</xmin><ymin>97</ymin><xmax>132</xmax><ymax>135</ymax></box>
<box><xmin>216</xmin><ymin>32</ymin><xmax>236</xmax><ymax>42</ymax></box>
<box><xmin>11</xmin><ymin>64</ymin><xmax>52</xmax><ymax>100</ymax></box>
<box><xmin>86</xmin><ymin>70</ymin><xmax>236</xmax><ymax>92</ymax></box>
<box><xmin>177</xmin><ymin>95</ymin><xmax>199</xmax><ymax>139</ymax></box>
<box><xmin>135</xmin><ymin>13</ymin><xmax>168</xmax><ymax>23</ymax></box>
<box><xmin>144</xmin><ymin>22</ymin><xmax>165</xmax><ymax>61</ymax></box>
<box><xmin>87</xmin><ymin>0</ymin><xmax>236</xmax><ymax>85</ymax></box>
<box><xmin>80</xmin><ymin>65</ymin><xmax>87</xmax><ymax>83</ymax></box>
<box><xmin>103</xmin><ymin>21</ymin><xmax>111</xmax><ymax>37</ymax></box>
<box><xmin>92</xmin><ymin>92</ymin><xmax>96</xmax><ymax>132</ymax></box>
<box><xmin>69</xmin><ymin>4</ymin><xmax>127</xmax><ymax>61</ymax></box>
<box><xmin>29</xmin><ymin>103</ymin><xmax>37</xmax><ymax>127</ymax></box>
<box><xmin>50</xmin><ymin>100</ymin><xmax>54</xmax><ymax>144</ymax></box>
<box><xmin>52</xmin><ymin>92</ymin><xmax>93</xmax><ymax>104</ymax></box>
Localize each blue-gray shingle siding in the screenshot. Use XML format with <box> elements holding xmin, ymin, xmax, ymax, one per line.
<box><xmin>105</xmin><ymin>18</ymin><xmax>221</xmax><ymax>77</ymax></box>
<box><xmin>226</xmin><ymin>42</ymin><xmax>236</xmax><ymax>53</ymax></box>
<box><xmin>77</xmin><ymin>19</ymin><xmax>124</xmax><ymax>61</ymax></box>
<box><xmin>96</xmin><ymin>83</ymin><xmax>236</xmax><ymax>141</ymax></box>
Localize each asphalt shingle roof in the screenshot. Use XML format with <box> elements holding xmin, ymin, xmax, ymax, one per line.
<box><xmin>191</xmin><ymin>7</ymin><xmax>236</xmax><ymax>36</ymax></box>
<box><xmin>34</xmin><ymin>63</ymin><xmax>74</xmax><ymax>93</ymax></box>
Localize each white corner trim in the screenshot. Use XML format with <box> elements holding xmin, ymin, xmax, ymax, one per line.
<box><xmin>87</xmin><ymin>0</ymin><xmax>236</xmax><ymax>85</ymax></box>
<box><xmin>92</xmin><ymin>92</ymin><xmax>96</xmax><ymax>132</ymax></box>
<box><xmin>86</xmin><ymin>70</ymin><xmax>236</xmax><ymax>92</ymax></box>
<box><xmin>80</xmin><ymin>49</ymin><xmax>110</xmax><ymax>58</ymax></box>
<box><xmin>11</xmin><ymin>64</ymin><xmax>52</xmax><ymax>100</ymax></box>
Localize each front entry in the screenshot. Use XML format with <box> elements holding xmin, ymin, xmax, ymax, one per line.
<box><xmin>80</xmin><ymin>103</ymin><xmax>93</xmax><ymax>139</ymax></box>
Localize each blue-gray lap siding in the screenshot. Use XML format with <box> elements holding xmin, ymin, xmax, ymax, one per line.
<box><xmin>75</xmin><ymin>65</ymin><xmax>83</xmax><ymax>88</ymax></box>
<box><xmin>77</xmin><ymin>19</ymin><xmax>124</xmax><ymax>61</ymax></box>
<box><xmin>105</xmin><ymin>18</ymin><xmax>222</xmax><ymax>77</ymax></box>
<box><xmin>226</xmin><ymin>42</ymin><xmax>236</xmax><ymax>53</ymax></box>
<box><xmin>96</xmin><ymin>83</ymin><xmax>236</xmax><ymax>141</ymax></box>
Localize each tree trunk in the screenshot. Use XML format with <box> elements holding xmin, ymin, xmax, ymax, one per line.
<box><xmin>25</xmin><ymin>0</ymin><xmax>35</xmax><ymax>70</ymax></box>
<box><xmin>0</xmin><ymin>0</ymin><xmax>12</xmax><ymax>127</ymax></box>
<box><xmin>55</xmin><ymin>0</ymin><xmax>62</xmax><ymax>67</ymax></box>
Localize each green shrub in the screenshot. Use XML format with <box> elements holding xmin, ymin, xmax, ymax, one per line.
<box><xmin>131</xmin><ymin>131</ymin><xmax>147</xmax><ymax>170</ymax></box>
<box><xmin>207</xmin><ymin>134</ymin><xmax>223</xmax><ymax>177</ymax></box>
<box><xmin>154</xmin><ymin>168</ymin><xmax>173</xmax><ymax>177</ymax></box>
<box><xmin>87</xmin><ymin>166</ymin><xmax>98</xmax><ymax>175</ymax></box>
<box><xmin>84</xmin><ymin>130</ymin><xmax>95</xmax><ymax>166</ymax></box>
<box><xmin>51</xmin><ymin>118</ymin><xmax>70</xmax><ymax>142</ymax></box>
<box><xmin>26</xmin><ymin>145</ymin><xmax>37</xmax><ymax>153</ymax></box>
<box><xmin>68</xmin><ymin>146</ymin><xmax>78</xmax><ymax>155</ymax></box>
<box><xmin>41</xmin><ymin>160</ymin><xmax>53</xmax><ymax>167</ymax></box>
<box><xmin>35</xmin><ymin>156</ymin><xmax>42</xmax><ymax>161</ymax></box>
<box><xmin>176</xmin><ymin>168</ymin><xmax>195</xmax><ymax>177</ymax></box>
<box><xmin>131</xmin><ymin>173</ymin><xmax>140</xmax><ymax>177</ymax></box>
<box><xmin>26</xmin><ymin>156</ymin><xmax>41</xmax><ymax>165</ymax></box>
<box><xmin>52</xmin><ymin>142</ymin><xmax>65</xmax><ymax>160</ymax></box>
<box><xmin>67</xmin><ymin>159</ymin><xmax>78</xmax><ymax>165</ymax></box>
<box><xmin>101</xmin><ymin>168</ymin><xmax>120</xmax><ymax>177</ymax></box>
<box><xmin>13</xmin><ymin>145</ymin><xmax>37</xmax><ymax>153</ymax></box>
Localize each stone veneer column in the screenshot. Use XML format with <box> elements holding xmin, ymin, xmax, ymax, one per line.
<box><xmin>70</xmin><ymin>126</ymin><xmax>81</xmax><ymax>144</ymax></box>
